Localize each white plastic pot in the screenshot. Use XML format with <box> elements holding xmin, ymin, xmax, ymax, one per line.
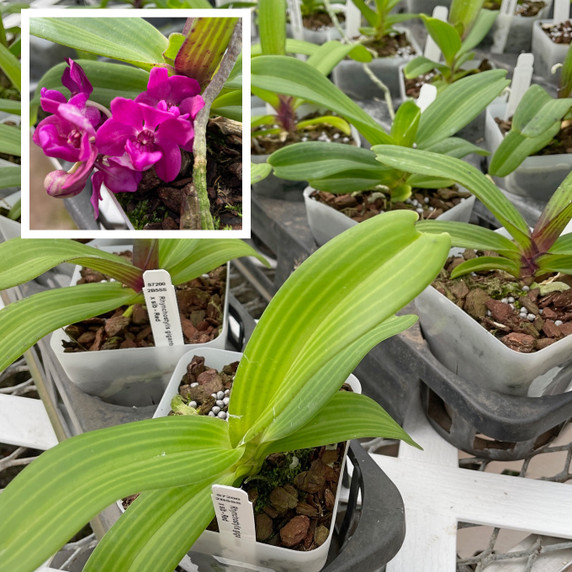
<box><xmin>484</xmin><ymin>100</ymin><xmax>572</xmax><ymax>200</ymax></box>
<box><xmin>415</xmin><ymin>234</ymin><xmax>572</xmax><ymax>397</ymax></box>
<box><xmin>153</xmin><ymin>347</ymin><xmax>358</xmax><ymax>572</ymax></box>
<box><xmin>332</xmin><ymin>28</ymin><xmax>421</xmax><ymax>100</ymax></box>
<box><xmin>50</xmin><ymin>246</ymin><xmax>230</xmax><ymax>406</ymax></box>
<box><xmin>303</xmin><ymin>185</ymin><xmax>476</xmax><ymax>246</ymax></box>
<box><xmin>532</xmin><ymin>18</ymin><xmax>572</xmax><ymax>83</ymax></box>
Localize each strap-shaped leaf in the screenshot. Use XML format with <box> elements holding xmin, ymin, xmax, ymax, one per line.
<box><xmin>174</xmin><ymin>17</ymin><xmax>239</xmax><ymax>90</ymax></box>
<box><xmin>211</xmin><ymin>89</ymin><xmax>242</xmax><ymax>121</ymax></box>
<box><xmin>264</xmin><ymin>391</ymin><xmax>417</xmax><ymax>455</ymax></box>
<box><xmin>0</xmin><ymin>416</ymin><xmax>240</xmax><ymax>572</ymax></box>
<box><xmin>251</xmin><ymin>55</ymin><xmax>392</xmax><ymax>145</ymax></box>
<box><xmin>0</xmin><ymin>282</ymin><xmax>140</xmax><ymax>372</ymax></box>
<box><xmin>351</xmin><ymin>0</ymin><xmax>378</xmax><ymax>27</ymax></box>
<box><xmin>372</xmin><ymin>145</ymin><xmax>531</xmax><ymax>247</ymax></box>
<box><xmin>532</xmin><ymin>170</ymin><xmax>572</xmax><ymax>252</ymax></box>
<box><xmin>548</xmin><ymin>231</ymin><xmax>572</xmax><ymax>255</ymax></box>
<box><xmin>0</xmin><ymin>41</ymin><xmax>20</xmax><ymax>91</ymax></box>
<box><xmin>0</xmin><ymin>165</ymin><xmax>20</xmax><ymax>189</ymax></box>
<box><xmin>252</xmin><ymin>162</ymin><xmax>272</xmax><ymax>184</ymax></box>
<box><xmin>31</xmin><ymin>59</ymin><xmax>149</xmax><ymax>124</ymax></box>
<box><xmin>0</xmin><ymin>97</ymin><xmax>20</xmax><ymax>114</ymax></box>
<box><xmin>404</xmin><ymin>56</ymin><xmax>448</xmax><ymax>78</ymax></box>
<box><xmin>0</xmin><ymin>238</ymin><xmax>143</xmax><ymax>290</ymax></box>
<box><xmin>306</xmin><ymin>41</ymin><xmax>372</xmax><ymax>76</ymax></box>
<box><xmin>259</xmin><ymin>315</ymin><xmax>418</xmax><ymax>445</ymax></box>
<box><xmin>448</xmin><ymin>0</ymin><xmax>484</xmax><ymax>36</ymax></box>
<box><xmin>417</xmin><ymin>219</ymin><xmax>520</xmax><ymax>258</ymax></box>
<box><xmin>421</xmin><ymin>15</ymin><xmax>461</xmax><ymax>67</ymax></box>
<box><xmin>424</xmin><ymin>136</ymin><xmax>489</xmax><ymax>159</ymax></box>
<box><xmin>85</xmin><ymin>474</ymin><xmax>235</xmax><ymax>572</ymax></box>
<box><xmin>297</xmin><ymin>115</ymin><xmax>351</xmax><ymax>135</ymax></box>
<box><xmin>450</xmin><ymin>255</ymin><xmax>520</xmax><ymax>278</ymax></box>
<box><xmin>259</xmin><ymin>0</ymin><xmax>286</xmax><ymax>55</ymax></box>
<box><xmin>390</xmin><ymin>100</ymin><xmax>420</xmax><ymax>147</ymax></box>
<box><xmin>417</xmin><ymin>69</ymin><xmax>509</xmax><ymax>148</ymax></box>
<box><xmin>29</xmin><ymin>17</ymin><xmax>168</xmax><ymax>70</ymax></box>
<box><xmin>158</xmin><ymin>239</ymin><xmax>268</xmax><ymax>284</ymax></box>
<box><xmin>536</xmin><ymin>253</ymin><xmax>572</xmax><ymax>275</ymax></box>
<box><xmin>458</xmin><ymin>9</ymin><xmax>498</xmax><ymax>56</ymax></box>
<box><xmin>228</xmin><ymin>210</ymin><xmax>450</xmax><ymax>447</ymax></box>
<box><xmin>268</xmin><ymin>141</ymin><xmax>392</xmax><ymax>182</ymax></box>
<box><xmin>0</xmin><ymin>123</ymin><xmax>20</xmax><ymax>156</ymax></box>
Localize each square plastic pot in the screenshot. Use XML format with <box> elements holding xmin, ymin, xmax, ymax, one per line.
<box><xmin>532</xmin><ymin>19</ymin><xmax>571</xmax><ymax>83</ymax></box>
<box><xmin>49</xmin><ymin>246</ymin><xmax>230</xmax><ymax>406</ymax></box>
<box><xmin>303</xmin><ymin>185</ymin><xmax>476</xmax><ymax>246</ymax></box>
<box><xmin>332</xmin><ymin>28</ymin><xmax>421</xmax><ymax>100</ymax></box>
<box><xmin>154</xmin><ymin>348</ymin><xmax>359</xmax><ymax>572</ymax></box>
<box><xmin>484</xmin><ymin>100</ymin><xmax>572</xmax><ymax>200</ymax></box>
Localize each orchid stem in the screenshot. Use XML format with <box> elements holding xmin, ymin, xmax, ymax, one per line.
<box><xmin>181</xmin><ymin>21</ymin><xmax>242</xmax><ymax>230</ymax></box>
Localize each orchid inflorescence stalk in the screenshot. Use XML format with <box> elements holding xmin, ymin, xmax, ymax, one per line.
<box><xmin>33</xmin><ymin>59</ymin><xmax>205</xmax><ymax>218</ymax></box>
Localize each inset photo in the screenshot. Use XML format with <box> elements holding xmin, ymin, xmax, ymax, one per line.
<box><xmin>21</xmin><ymin>9</ymin><xmax>250</xmax><ymax>238</ymax></box>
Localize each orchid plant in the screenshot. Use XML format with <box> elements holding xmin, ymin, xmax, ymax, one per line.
<box><xmin>0</xmin><ymin>210</ymin><xmax>450</xmax><ymax>572</ymax></box>
<box><xmin>403</xmin><ymin>0</ymin><xmax>498</xmax><ymax>88</ymax></box>
<box><xmin>0</xmin><ymin>237</ymin><xmax>266</xmax><ymax>374</ymax></box>
<box><xmin>487</xmin><ymin>84</ymin><xmax>572</xmax><ymax>178</ymax></box>
<box><xmin>264</xmin><ymin>69</ymin><xmax>509</xmax><ymax>203</ymax></box>
<box><xmin>31</xmin><ymin>16</ymin><xmax>242</xmax><ymax>229</ymax></box>
<box><xmin>374</xmin><ymin>146</ymin><xmax>572</xmax><ymax>279</ymax></box>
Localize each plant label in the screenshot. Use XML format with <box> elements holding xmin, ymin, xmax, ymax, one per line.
<box><xmin>553</xmin><ymin>0</ymin><xmax>570</xmax><ymax>24</ymax></box>
<box><xmin>417</xmin><ymin>83</ymin><xmax>438</xmax><ymax>112</ymax></box>
<box><xmin>505</xmin><ymin>53</ymin><xmax>534</xmax><ymax>118</ymax></box>
<box><xmin>211</xmin><ymin>485</ymin><xmax>256</xmax><ymax>543</ymax></box>
<box><xmin>424</xmin><ymin>6</ymin><xmax>448</xmax><ymax>61</ymax></box>
<box><xmin>142</xmin><ymin>269</ymin><xmax>184</xmax><ymax>347</ymax></box>
<box><xmin>286</xmin><ymin>0</ymin><xmax>304</xmax><ymax>41</ymax></box>
<box><xmin>345</xmin><ymin>1</ymin><xmax>361</xmax><ymax>38</ymax></box>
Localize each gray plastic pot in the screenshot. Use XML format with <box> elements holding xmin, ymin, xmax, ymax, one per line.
<box><xmin>532</xmin><ymin>18</ymin><xmax>572</xmax><ymax>84</ymax></box>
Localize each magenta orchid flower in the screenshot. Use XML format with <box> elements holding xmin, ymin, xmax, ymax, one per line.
<box><xmin>96</xmin><ymin>98</ymin><xmax>193</xmax><ymax>182</ymax></box>
<box><xmin>62</xmin><ymin>58</ymin><xmax>93</xmax><ymax>98</ymax></box>
<box><xmin>44</xmin><ymin>145</ymin><xmax>98</xmax><ymax>199</ymax></box>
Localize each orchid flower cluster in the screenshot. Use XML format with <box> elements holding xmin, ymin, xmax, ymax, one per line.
<box><xmin>33</xmin><ymin>59</ymin><xmax>205</xmax><ymax>218</ymax></box>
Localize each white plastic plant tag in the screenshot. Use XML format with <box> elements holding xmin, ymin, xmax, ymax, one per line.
<box><xmin>286</xmin><ymin>0</ymin><xmax>304</xmax><ymax>40</ymax></box>
<box><xmin>491</xmin><ymin>0</ymin><xmax>517</xmax><ymax>53</ymax></box>
<box><xmin>424</xmin><ymin>6</ymin><xmax>448</xmax><ymax>61</ymax></box>
<box><xmin>345</xmin><ymin>0</ymin><xmax>362</xmax><ymax>38</ymax></box>
<box><xmin>142</xmin><ymin>269</ymin><xmax>184</xmax><ymax>347</ymax></box>
<box><xmin>212</xmin><ymin>485</ymin><xmax>256</xmax><ymax>543</ymax></box>
<box><xmin>553</xmin><ymin>0</ymin><xmax>570</xmax><ymax>24</ymax></box>
<box><xmin>416</xmin><ymin>83</ymin><xmax>438</xmax><ymax>112</ymax></box>
<box><xmin>505</xmin><ymin>53</ymin><xmax>534</xmax><ymax>119</ymax></box>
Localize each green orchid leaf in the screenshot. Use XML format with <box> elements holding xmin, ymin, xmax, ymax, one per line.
<box><xmin>391</xmin><ymin>100</ymin><xmax>420</xmax><ymax>146</ymax></box>
<box><xmin>251</xmin><ymin>55</ymin><xmax>392</xmax><ymax>145</ymax></box>
<box><xmin>547</xmin><ymin>231</ymin><xmax>572</xmax><ymax>255</ymax></box>
<box><xmin>174</xmin><ymin>17</ymin><xmax>239</xmax><ymax>90</ymax></box>
<box><xmin>296</xmin><ymin>115</ymin><xmax>351</xmax><ymax>135</ymax></box>
<box><xmin>424</xmin><ymin>136</ymin><xmax>489</xmax><ymax>159</ymax></box>
<box><xmin>228</xmin><ymin>210</ymin><xmax>450</xmax><ymax>447</ymax></box>
<box><xmin>309</xmin><ymin>171</ymin><xmax>398</xmax><ymax>193</ymax></box>
<box><xmin>372</xmin><ymin>146</ymin><xmax>531</xmax><ymax>247</ymax></box>
<box><xmin>407</xmin><ymin>174</ymin><xmax>456</xmax><ymax>188</ymax></box>
<box><xmin>252</xmin><ymin>162</ymin><xmax>272</xmax><ymax>184</ymax></box>
<box><xmin>416</xmin><ymin>219</ymin><xmax>520</xmax><ymax>258</ymax></box>
<box><xmin>0</xmin><ymin>98</ymin><xmax>20</xmax><ymax>114</ymax></box>
<box><xmin>7</xmin><ymin>198</ymin><xmax>20</xmax><ymax>221</ymax></box>
<box><xmin>252</xmin><ymin>38</ymin><xmax>316</xmax><ymax>59</ymax></box>
<box><xmin>417</xmin><ymin>69</ymin><xmax>509</xmax><ymax>148</ymax></box>
<box><xmin>391</xmin><ymin>183</ymin><xmax>412</xmax><ymax>202</ymax></box>
<box><xmin>449</xmin><ymin>0</ymin><xmax>485</xmax><ymax>37</ymax></box>
<box><xmin>251</xmin><ymin>113</ymin><xmax>276</xmax><ymax>129</ymax></box>
<box><xmin>458</xmin><ymin>9</ymin><xmax>498</xmax><ymax>56</ymax></box>
<box><xmin>420</xmin><ymin>15</ymin><xmax>461</xmax><ymax>67</ymax></box>
<box><xmin>0</xmin><ymin>238</ymin><xmax>143</xmax><ymax>291</ymax></box>
<box><xmin>0</xmin><ymin>282</ymin><xmax>140</xmax><ymax>373</ymax></box>
<box><xmin>31</xmin><ymin>60</ymin><xmax>149</xmax><ymax>124</ymax></box>
<box><xmin>488</xmin><ymin>86</ymin><xmax>572</xmax><ymax>177</ymax></box>
<box><xmin>351</xmin><ymin>0</ymin><xmax>378</xmax><ymax>27</ymax></box>
<box><xmin>306</xmin><ymin>41</ymin><xmax>372</xmax><ymax>77</ymax></box>
<box><xmin>268</xmin><ymin>142</ymin><xmax>391</xmax><ymax>184</ymax></box>
<box><xmin>0</xmin><ymin>123</ymin><xmax>20</xmax><ymax>156</ymax></box>
<box><xmin>0</xmin><ymin>416</ymin><xmax>240</xmax><ymax>572</ymax></box>
<box><xmin>162</xmin><ymin>32</ymin><xmax>185</xmax><ymax>64</ymax></box>
<box><xmin>264</xmin><ymin>390</ymin><xmax>418</xmax><ymax>455</ymax></box>
<box><xmin>0</xmin><ymin>41</ymin><xmax>20</xmax><ymax>91</ymax></box>
<box><xmin>259</xmin><ymin>0</ymin><xmax>286</xmax><ymax>55</ymax></box>
<box><xmin>158</xmin><ymin>239</ymin><xmax>268</xmax><ymax>285</ymax></box>
<box><xmin>532</xmin><ymin>171</ymin><xmax>572</xmax><ymax>252</ymax></box>
<box><xmin>403</xmin><ymin>56</ymin><xmax>446</xmax><ymax>79</ymax></box>
<box><xmin>0</xmin><ymin>165</ymin><xmax>20</xmax><ymax>189</ymax></box>
<box><xmin>386</xmin><ymin>12</ymin><xmax>420</xmax><ymax>26</ymax></box>
<box><xmin>211</xmin><ymin>89</ymin><xmax>242</xmax><ymax>121</ymax></box>
<box><xmin>86</xmin><ymin>474</ymin><xmax>235</xmax><ymax>572</ymax></box>
<box><xmin>536</xmin><ymin>253</ymin><xmax>572</xmax><ymax>275</ymax></box>
<box><xmin>558</xmin><ymin>43</ymin><xmax>572</xmax><ymax>98</ymax></box>
<box><xmin>29</xmin><ymin>17</ymin><xmax>168</xmax><ymax>70</ymax></box>
<box><xmin>450</xmin><ymin>255</ymin><xmax>520</xmax><ymax>278</ymax></box>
